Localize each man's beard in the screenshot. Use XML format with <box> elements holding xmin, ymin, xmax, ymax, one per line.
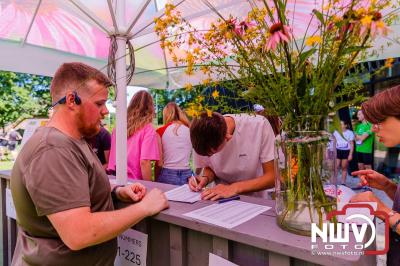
<box><xmin>77</xmin><ymin>112</ymin><xmax>100</xmax><ymax>138</ymax></box>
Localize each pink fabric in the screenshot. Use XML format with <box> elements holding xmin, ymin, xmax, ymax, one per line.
<box><xmin>108</xmin><ymin>123</ymin><xmax>160</xmax><ymax>180</ymax></box>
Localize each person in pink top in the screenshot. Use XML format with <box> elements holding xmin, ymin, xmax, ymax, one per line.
<box><xmin>108</xmin><ymin>91</ymin><xmax>160</xmax><ymax>180</ymax></box>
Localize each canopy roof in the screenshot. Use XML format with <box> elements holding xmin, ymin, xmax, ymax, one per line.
<box><xmin>0</xmin><ymin>0</ymin><xmax>399</xmax><ymax>89</ymax></box>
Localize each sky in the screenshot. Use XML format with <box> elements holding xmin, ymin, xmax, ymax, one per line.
<box><xmin>106</xmin><ymin>86</ymin><xmax>148</xmax><ymax>113</ymax></box>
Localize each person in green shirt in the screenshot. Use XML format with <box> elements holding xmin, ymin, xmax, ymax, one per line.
<box><xmin>355</xmin><ymin>110</ymin><xmax>374</xmax><ymax>170</ymax></box>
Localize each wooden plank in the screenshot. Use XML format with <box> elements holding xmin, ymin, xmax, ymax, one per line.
<box><xmin>1</xmin><ymin>178</ymin><xmax>9</xmax><ymax>265</ymax></box>
<box><xmin>169</xmin><ymin>224</ymin><xmax>187</xmax><ymax>266</ymax></box>
<box><xmin>268</xmin><ymin>251</ymin><xmax>290</xmax><ymax>266</ymax></box>
<box><xmin>8</xmin><ymin>217</ymin><xmax>16</xmax><ymax>263</ymax></box>
<box><xmin>149</xmin><ymin>219</ymin><xmax>170</xmax><ymax>266</ymax></box>
<box><xmin>187</xmin><ymin>230</ymin><xmax>213</xmax><ymax>266</ymax></box>
<box><xmin>212</xmin><ymin>236</ymin><xmax>229</xmax><ymax>260</ymax></box>
<box><xmin>231</xmin><ymin>242</ymin><xmax>268</xmax><ymax>266</ymax></box>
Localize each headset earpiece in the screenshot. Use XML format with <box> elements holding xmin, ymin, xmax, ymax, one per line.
<box><xmin>73</xmin><ymin>91</ymin><xmax>82</xmax><ymax>105</ymax></box>
<box><xmin>51</xmin><ymin>91</ymin><xmax>81</xmax><ymax>108</ymax></box>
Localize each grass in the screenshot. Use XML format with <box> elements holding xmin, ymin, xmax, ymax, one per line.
<box><xmin>0</xmin><ymin>160</ymin><xmax>13</xmax><ymax>171</ymax></box>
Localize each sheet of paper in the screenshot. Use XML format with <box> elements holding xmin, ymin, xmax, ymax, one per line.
<box><xmin>183</xmin><ymin>200</ymin><xmax>271</xmax><ymax>228</ymax></box>
<box><xmin>209</xmin><ymin>253</ymin><xmax>238</xmax><ymax>266</ymax></box>
<box><xmin>165</xmin><ymin>184</ymin><xmax>201</xmax><ymax>203</ymax></box>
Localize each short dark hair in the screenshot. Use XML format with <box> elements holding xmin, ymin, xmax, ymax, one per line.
<box><xmin>190</xmin><ymin>112</ymin><xmax>227</xmax><ymax>156</ymax></box>
<box><xmin>362</xmin><ymin>85</ymin><xmax>400</xmax><ymax>124</ymax></box>
<box><xmin>50</xmin><ymin>62</ymin><xmax>112</xmax><ymax>101</ymax></box>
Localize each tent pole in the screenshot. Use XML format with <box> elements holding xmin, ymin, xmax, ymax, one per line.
<box><xmin>115</xmin><ymin>0</ymin><xmax>128</xmax><ymax>185</ymax></box>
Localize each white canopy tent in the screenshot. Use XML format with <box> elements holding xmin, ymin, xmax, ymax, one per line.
<box><xmin>0</xmin><ymin>0</ymin><xmax>398</xmax><ymax>184</ymax></box>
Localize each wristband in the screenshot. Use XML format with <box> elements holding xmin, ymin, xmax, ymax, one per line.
<box><xmin>111</xmin><ymin>185</ymin><xmax>124</xmax><ymax>201</ymax></box>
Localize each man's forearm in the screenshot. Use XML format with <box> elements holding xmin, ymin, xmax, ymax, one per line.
<box><xmin>385</xmin><ymin>181</ymin><xmax>398</xmax><ymax>200</ymax></box>
<box><xmin>51</xmin><ymin>203</ymin><xmax>149</xmax><ymax>251</ymax></box>
<box><xmin>232</xmin><ymin>173</ymin><xmax>274</xmax><ymax>194</ymax></box>
<box><xmin>232</xmin><ymin>161</ymin><xmax>275</xmax><ymax>194</ymax></box>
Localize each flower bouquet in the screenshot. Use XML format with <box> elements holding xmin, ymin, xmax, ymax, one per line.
<box><xmin>155</xmin><ymin>0</ymin><xmax>398</xmax><ymax>235</ymax></box>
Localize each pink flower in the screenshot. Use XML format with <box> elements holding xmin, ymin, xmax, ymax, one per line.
<box><xmin>265</xmin><ymin>22</ymin><xmax>292</xmax><ymax>51</ymax></box>
<box><xmin>359</xmin><ymin>12</ymin><xmax>389</xmax><ymax>38</ymax></box>
<box><xmin>234</xmin><ymin>20</ymin><xmax>256</xmax><ymax>36</ymax></box>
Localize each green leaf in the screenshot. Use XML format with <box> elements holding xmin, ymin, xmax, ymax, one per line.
<box><xmin>342</xmin><ymin>46</ymin><xmax>370</xmax><ymax>55</ymax></box>
<box><xmin>312</xmin><ymin>9</ymin><xmax>324</xmax><ymax>24</ymax></box>
<box><xmin>299</xmin><ymin>48</ymin><xmax>316</xmax><ymax>66</ymax></box>
<box><xmin>330</xmin><ymin>114</ymin><xmax>342</xmax><ymax>134</ymax></box>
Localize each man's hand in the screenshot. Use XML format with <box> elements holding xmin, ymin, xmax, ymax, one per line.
<box><xmin>138</xmin><ymin>188</ymin><xmax>169</xmax><ymax>216</ymax></box>
<box><xmin>188</xmin><ymin>175</ymin><xmax>208</xmax><ymax>192</ymax></box>
<box><xmin>352</xmin><ymin>169</ymin><xmax>389</xmax><ymax>190</ymax></box>
<box><xmin>116</xmin><ymin>183</ymin><xmax>146</xmax><ymax>203</ymax></box>
<box><xmin>350</xmin><ymin>191</ymin><xmax>391</xmax><ymax>220</ymax></box>
<box><xmin>201</xmin><ymin>184</ymin><xmax>238</xmax><ymax>201</ymax></box>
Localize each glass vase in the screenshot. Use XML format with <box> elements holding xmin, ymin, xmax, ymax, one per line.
<box><xmin>275</xmin><ymin>129</ymin><xmax>337</xmax><ymax>236</ymax></box>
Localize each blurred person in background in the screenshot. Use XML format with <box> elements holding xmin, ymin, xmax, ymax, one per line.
<box><xmin>355</xmin><ymin>110</ymin><xmax>374</xmax><ymax>170</ymax></box>
<box><xmin>333</xmin><ymin>121</ymin><xmax>355</xmax><ymax>186</ymax></box>
<box><xmin>86</xmin><ymin>123</ymin><xmax>111</xmax><ymax>170</ymax></box>
<box><xmin>108</xmin><ymin>90</ymin><xmax>160</xmax><ymax>180</ymax></box>
<box><xmin>156</xmin><ymin>102</ymin><xmax>192</xmax><ymax>185</ymax></box>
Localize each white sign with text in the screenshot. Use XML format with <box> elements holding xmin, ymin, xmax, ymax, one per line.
<box><xmin>6</xmin><ymin>188</ymin><xmax>16</xmax><ymax>219</ymax></box>
<box><xmin>114</xmin><ymin>229</ymin><xmax>148</xmax><ymax>266</ymax></box>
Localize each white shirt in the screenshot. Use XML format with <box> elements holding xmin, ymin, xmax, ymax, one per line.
<box><xmin>161</xmin><ymin>123</ymin><xmax>192</xmax><ymax>169</ymax></box>
<box><xmin>194</xmin><ymin>114</ymin><xmax>275</xmax><ymax>197</ymax></box>
<box><xmin>333</xmin><ymin>130</ymin><xmax>355</xmax><ymax>151</ymax></box>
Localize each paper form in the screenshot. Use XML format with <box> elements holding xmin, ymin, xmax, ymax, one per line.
<box><xmin>209</xmin><ymin>253</ymin><xmax>238</xmax><ymax>266</ymax></box>
<box><xmin>183</xmin><ymin>201</ymin><xmax>271</xmax><ymax>228</ymax></box>
<box><xmin>165</xmin><ymin>184</ymin><xmax>201</xmax><ymax>203</ymax></box>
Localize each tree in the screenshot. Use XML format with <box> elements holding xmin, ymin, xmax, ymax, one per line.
<box><xmin>149</xmin><ymin>88</ymin><xmax>199</xmax><ymax>124</ymax></box>
<box><xmin>0</xmin><ymin>71</ymin><xmax>52</xmax><ymax>131</ymax></box>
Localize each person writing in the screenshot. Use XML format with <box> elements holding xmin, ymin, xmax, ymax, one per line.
<box><xmin>189</xmin><ymin>111</ymin><xmax>275</xmax><ymax>200</ymax></box>
<box><xmin>11</xmin><ymin>62</ymin><xmax>168</xmax><ymax>265</ymax></box>
<box><xmin>349</xmin><ymin>85</ymin><xmax>400</xmax><ymax>266</ymax></box>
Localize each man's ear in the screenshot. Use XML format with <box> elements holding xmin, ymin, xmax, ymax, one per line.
<box><xmin>66</xmin><ymin>92</ymin><xmax>77</xmax><ymax>108</ymax></box>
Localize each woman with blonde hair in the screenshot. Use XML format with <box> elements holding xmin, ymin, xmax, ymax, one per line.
<box><xmin>156</xmin><ymin>102</ymin><xmax>193</xmax><ymax>185</ymax></box>
<box><xmin>108</xmin><ymin>90</ymin><xmax>160</xmax><ymax>180</ymax></box>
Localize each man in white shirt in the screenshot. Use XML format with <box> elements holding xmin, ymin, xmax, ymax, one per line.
<box><xmin>189</xmin><ymin>112</ymin><xmax>275</xmax><ymax>200</ymax></box>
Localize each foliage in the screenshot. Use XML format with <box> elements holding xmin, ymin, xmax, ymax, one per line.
<box><xmin>155</xmin><ymin>0</ymin><xmax>398</xmax><ymax>134</ymax></box>
<box><xmin>0</xmin><ymin>71</ymin><xmax>52</xmax><ymax>130</ymax></box>
<box><xmin>149</xmin><ymin>87</ymin><xmax>201</xmax><ymax>124</ymax></box>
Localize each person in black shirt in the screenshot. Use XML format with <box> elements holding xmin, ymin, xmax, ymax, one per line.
<box><xmin>86</xmin><ymin>125</ymin><xmax>111</xmax><ymax>169</ymax></box>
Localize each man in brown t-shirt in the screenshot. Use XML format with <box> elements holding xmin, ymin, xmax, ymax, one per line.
<box><xmin>11</xmin><ymin>62</ymin><xmax>168</xmax><ymax>266</ymax></box>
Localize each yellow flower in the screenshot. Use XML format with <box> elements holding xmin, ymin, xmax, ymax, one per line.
<box><xmin>184</xmin><ymin>83</ymin><xmax>193</xmax><ymax>91</ymax></box>
<box><xmin>361</xmin><ymin>15</ymin><xmax>372</xmax><ymax>26</ymax></box>
<box><xmin>385</xmin><ymin>58</ymin><xmax>394</xmax><ymax>68</ymax></box>
<box><xmin>305</xmin><ymin>36</ymin><xmax>322</xmax><ymax>46</ymax></box>
<box><xmin>203</xmin><ymin>78</ymin><xmax>212</xmax><ymax>86</ymax></box>
<box><xmin>200</xmin><ymin>65</ymin><xmax>210</xmax><ymax>74</ymax></box>
<box><xmin>323</xmin><ymin>3</ymin><xmax>331</xmax><ymax>11</ymax></box>
<box><xmin>206</xmin><ymin>109</ymin><xmax>213</xmax><ymax>117</ymax></box>
<box><xmin>211</xmin><ymin>89</ymin><xmax>219</xmax><ymax>99</ymax></box>
<box><xmin>355</xmin><ymin>8</ymin><xmax>367</xmax><ymax>17</ymax></box>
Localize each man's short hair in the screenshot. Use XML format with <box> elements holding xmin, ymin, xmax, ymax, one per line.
<box><xmin>190</xmin><ymin>112</ymin><xmax>227</xmax><ymax>156</ymax></box>
<box><xmin>362</xmin><ymin>84</ymin><xmax>400</xmax><ymax>124</ymax></box>
<box><xmin>50</xmin><ymin>62</ymin><xmax>112</xmax><ymax>101</ymax></box>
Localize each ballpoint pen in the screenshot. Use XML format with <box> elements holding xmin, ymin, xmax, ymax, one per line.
<box><xmin>218</xmin><ymin>195</ymin><xmax>240</xmax><ymax>204</ymax></box>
